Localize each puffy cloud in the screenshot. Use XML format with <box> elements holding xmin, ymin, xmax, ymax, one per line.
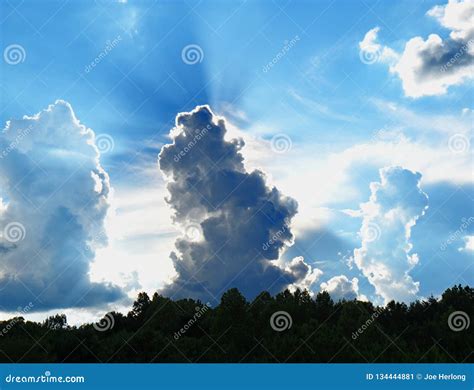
<box><xmin>428</xmin><ymin>0</ymin><xmax>474</xmax><ymax>41</ymax></box>
<box><xmin>226</xmin><ymin>102</ymin><xmax>471</xmax><ymax>302</ymax></box>
<box><xmin>359</xmin><ymin>27</ymin><xmax>380</xmax><ymax>53</ymax></box>
<box><xmin>159</xmin><ymin>106</ymin><xmax>320</xmax><ymax>302</ymax></box>
<box><xmin>461</xmin><ymin>235</ymin><xmax>474</xmax><ymax>251</ymax></box>
<box><xmin>359</xmin><ymin>27</ymin><xmax>399</xmax><ymax>65</ymax></box>
<box><xmin>0</xmin><ymin>101</ymin><xmax>124</xmax><ymax>311</ymax></box>
<box><xmin>320</xmin><ymin>275</ymin><xmax>361</xmax><ymax>301</ymax></box>
<box><xmin>91</xmin><ymin>183</ymin><xmax>178</xmax><ymax>297</ymax></box>
<box><xmin>285</xmin><ymin>257</ymin><xmax>323</xmax><ymax>292</ymax></box>
<box><xmin>360</xmin><ymin>0</ymin><xmax>474</xmax><ymax>97</ymax></box>
<box><xmin>392</xmin><ymin>34</ymin><xmax>473</xmax><ymax>98</ymax></box>
<box><xmin>354</xmin><ymin>167</ymin><xmax>429</xmax><ymax>303</ymax></box>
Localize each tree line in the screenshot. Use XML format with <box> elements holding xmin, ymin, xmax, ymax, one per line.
<box><xmin>0</xmin><ymin>285</ymin><xmax>472</xmax><ymax>363</ymax></box>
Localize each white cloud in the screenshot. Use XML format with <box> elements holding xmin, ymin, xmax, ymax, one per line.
<box><xmin>359</xmin><ymin>0</ymin><xmax>474</xmax><ymax>97</ymax></box>
<box><xmin>359</xmin><ymin>27</ymin><xmax>399</xmax><ymax>65</ymax></box>
<box><xmin>359</xmin><ymin>27</ymin><xmax>381</xmax><ymax>53</ymax></box>
<box><xmin>462</xmin><ymin>107</ymin><xmax>473</xmax><ymax>115</ymax></box>
<box><xmin>285</xmin><ymin>256</ymin><xmax>323</xmax><ymax>293</ymax></box>
<box><xmin>222</xmin><ymin>103</ymin><xmax>471</xmax><ymax>302</ymax></box>
<box><xmin>354</xmin><ymin>167</ymin><xmax>429</xmax><ymax>303</ymax></box>
<box><xmin>320</xmin><ymin>275</ymin><xmax>364</xmax><ymax>301</ymax></box>
<box><xmin>461</xmin><ymin>235</ymin><xmax>474</xmax><ymax>251</ymax></box>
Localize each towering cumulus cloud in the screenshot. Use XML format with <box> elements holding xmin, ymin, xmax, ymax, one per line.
<box><xmin>159</xmin><ymin>106</ymin><xmax>320</xmax><ymax>302</ymax></box>
<box><xmin>0</xmin><ymin>101</ymin><xmax>123</xmax><ymax>311</ymax></box>
<box><xmin>354</xmin><ymin>167</ymin><xmax>428</xmax><ymax>303</ymax></box>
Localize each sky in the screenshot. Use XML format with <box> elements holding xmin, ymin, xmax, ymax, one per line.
<box><xmin>0</xmin><ymin>0</ymin><xmax>473</xmax><ymax>324</ymax></box>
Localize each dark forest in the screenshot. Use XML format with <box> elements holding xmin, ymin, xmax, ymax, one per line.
<box><xmin>0</xmin><ymin>285</ymin><xmax>472</xmax><ymax>363</ymax></box>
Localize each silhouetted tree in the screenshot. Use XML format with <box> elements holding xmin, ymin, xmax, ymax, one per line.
<box><xmin>0</xmin><ymin>285</ymin><xmax>472</xmax><ymax>363</ymax></box>
<box><xmin>130</xmin><ymin>292</ymin><xmax>151</xmax><ymax>319</ymax></box>
<box><xmin>43</xmin><ymin>314</ymin><xmax>67</xmax><ymax>330</ymax></box>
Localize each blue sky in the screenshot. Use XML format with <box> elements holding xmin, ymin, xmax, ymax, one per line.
<box><xmin>0</xmin><ymin>0</ymin><xmax>473</xmax><ymax>322</ymax></box>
